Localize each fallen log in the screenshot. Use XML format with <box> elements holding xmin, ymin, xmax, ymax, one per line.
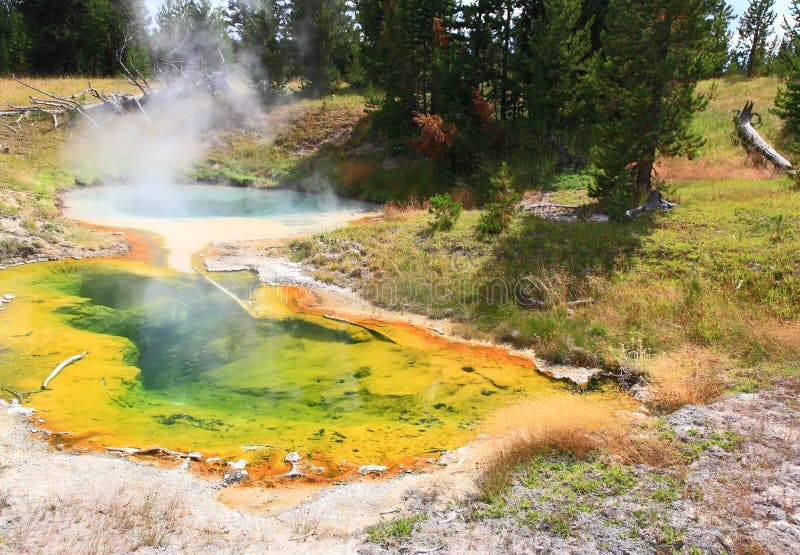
<box><xmin>735</xmin><ymin>100</ymin><xmax>793</xmax><ymax>172</ymax></box>
<box><xmin>106</xmin><ymin>445</ymin><xmax>202</xmax><ymax>460</ymax></box>
<box><xmin>41</xmin><ymin>351</ymin><xmax>87</xmax><ymax>390</ymax></box>
<box><xmin>323</xmin><ymin>314</ymin><xmax>397</xmax><ymax>344</ymax></box>
<box><xmin>192</xmin><ymin>266</ymin><xmax>252</xmax><ymax>314</ymax></box>
<box><xmin>625</xmin><ymin>189</ymin><xmax>676</xmax><ymax>218</ymax></box>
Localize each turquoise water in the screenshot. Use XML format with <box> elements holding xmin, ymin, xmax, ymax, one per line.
<box><xmin>63</xmin><ymin>184</ymin><xmax>376</xmax><ymax>220</ymax></box>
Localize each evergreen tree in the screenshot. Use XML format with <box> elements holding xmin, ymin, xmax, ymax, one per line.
<box><xmin>708</xmin><ymin>1</ymin><xmax>735</xmax><ymax>75</ymax></box>
<box><xmin>154</xmin><ymin>0</ymin><xmax>231</xmax><ymax>76</ymax></box>
<box><xmin>773</xmin><ymin>1</ymin><xmax>800</xmax><ymax>141</ymax></box>
<box><xmin>291</xmin><ymin>0</ymin><xmax>359</xmax><ymax>94</ymax></box>
<box><xmin>514</xmin><ymin>0</ymin><xmax>592</xmax><ymax>131</ymax></box>
<box><xmin>736</xmin><ymin>0</ymin><xmax>777</xmax><ymax>77</ymax></box>
<box><xmin>12</xmin><ymin>0</ymin><xmax>148</xmax><ymax>76</ymax></box>
<box><xmin>591</xmin><ymin>0</ymin><xmax>721</xmax><ymax>198</ymax></box>
<box><xmin>356</xmin><ymin>0</ymin><xmax>458</xmax><ymax>121</ymax></box>
<box><xmin>774</xmin><ymin>0</ymin><xmax>800</xmax><ymax>75</ymax></box>
<box><xmin>0</xmin><ymin>0</ymin><xmax>25</xmax><ymax>75</ymax></box>
<box><xmin>460</xmin><ymin>0</ymin><xmax>514</xmax><ymax>119</ymax></box>
<box><xmin>227</xmin><ymin>0</ymin><xmax>292</xmax><ymax>95</ymax></box>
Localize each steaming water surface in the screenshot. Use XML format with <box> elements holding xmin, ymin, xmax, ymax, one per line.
<box><xmin>63</xmin><ymin>184</ymin><xmax>377</xmax><ymax>271</ymax></box>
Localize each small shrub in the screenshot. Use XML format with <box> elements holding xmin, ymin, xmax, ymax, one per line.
<box><xmin>604</xmin><ymin>187</ymin><xmax>634</xmax><ymax>221</ymax></box>
<box><xmin>476</xmin><ymin>163</ymin><xmax>520</xmax><ymax>237</ymax></box>
<box><xmin>427</xmin><ymin>193</ymin><xmax>462</xmax><ymax>231</ymax></box>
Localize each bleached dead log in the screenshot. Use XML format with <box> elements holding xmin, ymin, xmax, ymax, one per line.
<box><xmin>625</xmin><ymin>189</ymin><xmax>676</xmax><ymax>218</ymax></box>
<box><xmin>192</xmin><ymin>267</ymin><xmax>252</xmax><ymax>314</ymax></box>
<box><xmin>106</xmin><ymin>446</ymin><xmax>202</xmax><ymax>460</ymax></box>
<box><xmin>41</xmin><ymin>351</ymin><xmax>87</xmax><ymax>390</ymax></box>
<box><xmin>735</xmin><ymin>100</ymin><xmax>794</xmax><ymax>172</ymax></box>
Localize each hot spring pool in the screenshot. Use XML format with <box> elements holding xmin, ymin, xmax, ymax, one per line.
<box><xmin>0</xmin><ymin>185</ymin><xmax>631</xmax><ymax>481</ymax></box>
<box><xmin>63</xmin><ymin>184</ymin><xmax>378</xmax><ymax>271</ymax></box>
<box><xmin>0</xmin><ymin>259</ymin><xmax>634</xmax><ymax>479</ymax></box>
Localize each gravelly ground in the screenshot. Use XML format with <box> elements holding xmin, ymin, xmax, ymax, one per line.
<box><xmin>358</xmin><ymin>381</ymin><xmax>800</xmax><ymax>554</ymax></box>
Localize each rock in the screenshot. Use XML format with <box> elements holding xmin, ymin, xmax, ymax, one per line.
<box><xmin>188</xmin><ymin>452</ymin><xmax>203</xmax><ymax>461</ymax></box>
<box><xmin>359</xmin><ymin>464</ymin><xmax>387</xmax><ymax>476</ymax></box>
<box><xmin>205</xmin><ymin>457</ymin><xmax>222</xmax><ymax>464</ymax></box>
<box><xmin>285</xmin><ymin>451</ymin><xmax>302</xmax><ymax>463</ymax></box>
<box><xmin>2</xmin><ymin>294</ymin><xmax>15</xmax><ymax>300</ymax></box>
<box><xmin>221</xmin><ymin>469</ymin><xmax>248</xmax><ymax>487</ymax></box>
<box><xmin>106</xmin><ymin>447</ymin><xmax>140</xmax><ymax>455</ymax></box>
<box><xmin>284</xmin><ymin>463</ymin><xmax>304</xmax><ymax>478</ymax></box>
<box><xmin>227</xmin><ymin>459</ymin><xmax>247</xmax><ymax>470</ymax></box>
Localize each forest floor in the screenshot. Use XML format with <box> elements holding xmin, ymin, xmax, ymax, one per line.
<box><xmin>0</xmin><ymin>76</ymin><xmax>799</xmax><ymax>553</ymax></box>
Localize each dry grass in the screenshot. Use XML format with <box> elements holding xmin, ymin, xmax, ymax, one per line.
<box><xmin>477</xmin><ymin>422</ymin><xmax>601</xmax><ymax>500</ymax></box>
<box><xmin>639</xmin><ymin>346</ymin><xmax>732</xmax><ymax>413</ymax></box>
<box><xmin>477</xmin><ymin>395</ymin><xmax>631</xmax><ymax>499</ymax></box>
<box><xmin>0</xmin><ymin>77</ymin><xmax>139</xmax><ymax>107</ymax></box>
<box><xmin>381</xmin><ymin>201</ymin><xmax>425</xmax><ymax>222</ymax></box>
<box><xmin>2</xmin><ymin>484</ymin><xmax>194</xmax><ymax>554</ymax></box>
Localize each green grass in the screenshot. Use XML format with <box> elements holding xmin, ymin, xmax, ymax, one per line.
<box><xmin>364</xmin><ymin>515</ymin><xmax>426</xmax><ymax>544</ymax></box>
<box><xmin>693</xmin><ymin>76</ymin><xmax>793</xmax><ymax>164</ymax></box>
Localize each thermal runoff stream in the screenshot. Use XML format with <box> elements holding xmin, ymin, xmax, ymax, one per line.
<box><xmin>0</xmin><ymin>185</ymin><xmax>630</xmax><ymax>480</ymax></box>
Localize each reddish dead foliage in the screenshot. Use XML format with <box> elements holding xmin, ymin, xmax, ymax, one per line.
<box><xmin>407</xmin><ymin>113</ymin><xmax>457</xmax><ymax>160</ymax></box>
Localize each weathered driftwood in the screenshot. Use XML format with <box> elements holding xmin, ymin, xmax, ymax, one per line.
<box><xmin>735</xmin><ymin>100</ymin><xmax>794</xmax><ymax>172</ymax></box>
<box><xmin>193</xmin><ymin>267</ymin><xmax>253</xmax><ymax>314</ymax></box>
<box><xmin>625</xmin><ymin>189</ymin><xmax>676</xmax><ymax>218</ymax></box>
<box><xmin>0</xmin><ymin>385</ymin><xmax>23</xmax><ymax>403</ymax></box>
<box><xmin>41</xmin><ymin>351</ymin><xmax>87</xmax><ymax>390</ymax></box>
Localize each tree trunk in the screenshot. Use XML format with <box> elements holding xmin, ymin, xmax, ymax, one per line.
<box><xmin>636</xmin><ymin>160</ymin><xmax>654</xmax><ymax>191</ymax></box>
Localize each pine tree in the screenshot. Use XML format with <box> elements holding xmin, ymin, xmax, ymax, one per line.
<box><xmin>155</xmin><ymin>0</ymin><xmax>231</xmax><ymax>76</ymax></box>
<box><xmin>0</xmin><ymin>0</ymin><xmax>25</xmax><ymax>74</ymax></box>
<box><xmin>227</xmin><ymin>0</ymin><xmax>292</xmax><ymax>96</ymax></box>
<box><xmin>736</xmin><ymin>0</ymin><xmax>777</xmax><ymax>77</ymax></box>
<box><xmin>291</xmin><ymin>0</ymin><xmax>359</xmax><ymax>94</ymax></box>
<box><xmin>773</xmin><ymin>1</ymin><xmax>800</xmax><ymax>141</ymax></box>
<box><xmin>356</xmin><ymin>0</ymin><xmax>458</xmax><ymax>121</ymax></box>
<box><xmin>591</xmin><ymin>0</ymin><xmax>721</xmax><ymax>199</ymax></box>
<box><xmin>707</xmin><ymin>1</ymin><xmax>735</xmax><ymax>75</ymax></box>
<box><xmin>774</xmin><ymin>0</ymin><xmax>800</xmax><ymax>75</ymax></box>
<box><xmin>12</xmin><ymin>0</ymin><xmax>148</xmax><ymax>76</ymax></box>
<box><xmin>514</xmin><ymin>0</ymin><xmax>592</xmax><ymax>131</ymax></box>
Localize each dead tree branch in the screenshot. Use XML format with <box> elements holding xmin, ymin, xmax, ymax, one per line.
<box><xmin>735</xmin><ymin>100</ymin><xmax>794</xmax><ymax>172</ymax></box>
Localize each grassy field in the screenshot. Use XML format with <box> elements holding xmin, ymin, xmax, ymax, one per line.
<box><xmin>0</xmin><ymin>76</ymin><xmax>141</xmax><ymax>107</ymax></box>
